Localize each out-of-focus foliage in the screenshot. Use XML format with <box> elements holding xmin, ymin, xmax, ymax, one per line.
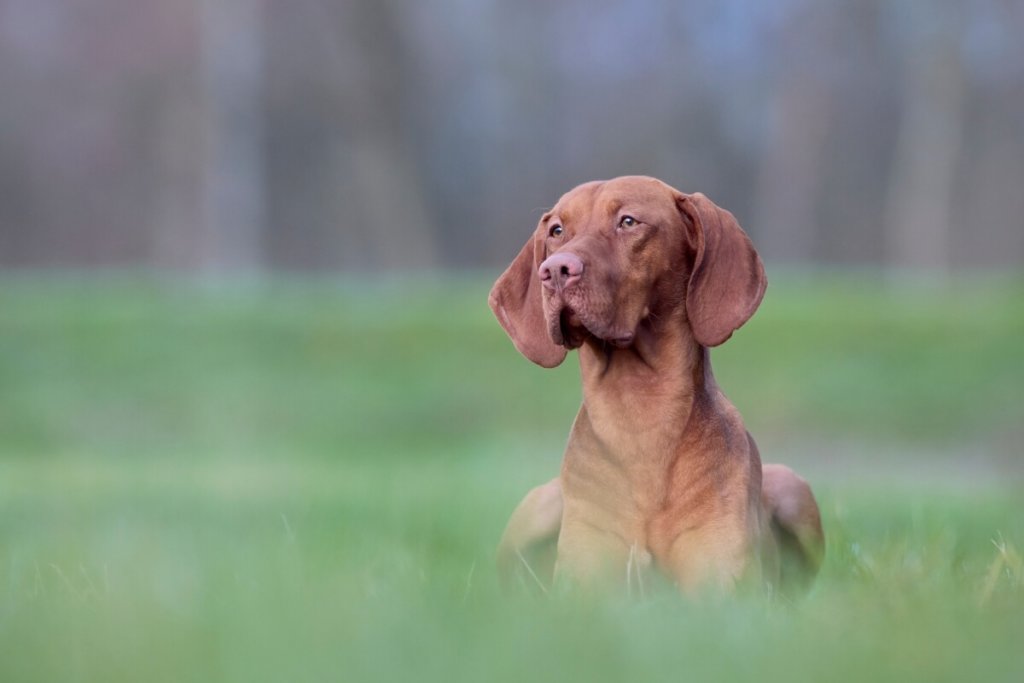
<box><xmin>1</xmin><ymin>0</ymin><xmax>1022</xmax><ymax>271</ymax></box>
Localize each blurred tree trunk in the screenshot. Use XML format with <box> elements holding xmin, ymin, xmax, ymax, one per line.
<box><xmin>152</xmin><ymin>75</ymin><xmax>205</xmax><ymax>269</ymax></box>
<box><xmin>198</xmin><ymin>0</ymin><xmax>266</xmax><ymax>271</ymax></box>
<box><xmin>307</xmin><ymin>0</ymin><xmax>438</xmax><ymax>271</ymax></box>
<box><xmin>883</xmin><ymin>9</ymin><xmax>965</xmax><ymax>275</ymax></box>
<box><xmin>752</xmin><ymin>5</ymin><xmax>837</xmax><ymax>266</ymax></box>
<box><xmin>753</xmin><ymin>80</ymin><xmax>832</xmax><ymax>265</ymax></box>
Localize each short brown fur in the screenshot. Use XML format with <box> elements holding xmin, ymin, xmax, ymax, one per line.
<box><xmin>490</xmin><ymin>176</ymin><xmax>824</xmax><ymax>596</ymax></box>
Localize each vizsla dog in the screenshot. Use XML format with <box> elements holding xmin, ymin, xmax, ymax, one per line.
<box><xmin>490</xmin><ymin>176</ymin><xmax>824</xmax><ymax>597</ymax></box>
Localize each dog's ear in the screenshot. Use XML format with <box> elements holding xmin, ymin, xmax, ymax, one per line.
<box><xmin>489</xmin><ymin>230</ymin><xmax>568</xmax><ymax>368</ymax></box>
<box><xmin>677</xmin><ymin>192</ymin><xmax>767</xmax><ymax>347</ymax></box>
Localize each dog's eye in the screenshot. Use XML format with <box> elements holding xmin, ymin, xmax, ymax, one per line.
<box><xmin>619</xmin><ymin>215</ymin><xmax>638</xmax><ymax>228</ymax></box>
<box><xmin>549</xmin><ymin>224</ymin><xmax>563</xmax><ymax>237</ymax></box>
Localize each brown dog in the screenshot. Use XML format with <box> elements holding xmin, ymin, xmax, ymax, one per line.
<box><xmin>489</xmin><ymin>176</ymin><xmax>824</xmax><ymax>597</ymax></box>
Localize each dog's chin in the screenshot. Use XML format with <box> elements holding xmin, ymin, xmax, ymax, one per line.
<box><xmin>548</xmin><ymin>305</ymin><xmax>635</xmax><ymax>350</ymax></box>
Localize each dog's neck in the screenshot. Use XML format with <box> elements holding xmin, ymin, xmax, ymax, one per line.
<box><xmin>575</xmin><ymin>313</ymin><xmax>716</xmax><ymax>451</ymax></box>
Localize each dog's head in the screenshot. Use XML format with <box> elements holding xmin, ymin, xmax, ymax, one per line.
<box><xmin>489</xmin><ymin>176</ymin><xmax>766</xmax><ymax>367</ymax></box>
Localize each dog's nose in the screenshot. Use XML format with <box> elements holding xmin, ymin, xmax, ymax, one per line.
<box><xmin>539</xmin><ymin>252</ymin><xmax>584</xmax><ymax>291</ymax></box>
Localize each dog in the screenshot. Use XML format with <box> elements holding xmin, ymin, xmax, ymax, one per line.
<box><xmin>489</xmin><ymin>176</ymin><xmax>824</xmax><ymax>597</ymax></box>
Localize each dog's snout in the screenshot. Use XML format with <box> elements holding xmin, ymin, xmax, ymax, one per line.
<box><xmin>539</xmin><ymin>252</ymin><xmax>584</xmax><ymax>291</ymax></box>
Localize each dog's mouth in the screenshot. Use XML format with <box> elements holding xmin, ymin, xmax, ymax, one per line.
<box><xmin>549</xmin><ymin>302</ymin><xmax>635</xmax><ymax>350</ymax></box>
<box><xmin>545</xmin><ymin>304</ymin><xmax>579</xmax><ymax>349</ymax></box>
<box><xmin>556</xmin><ymin>307</ymin><xmax>585</xmax><ymax>349</ymax></box>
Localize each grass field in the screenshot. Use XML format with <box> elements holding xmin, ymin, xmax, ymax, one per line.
<box><xmin>0</xmin><ymin>272</ymin><xmax>1022</xmax><ymax>682</ymax></box>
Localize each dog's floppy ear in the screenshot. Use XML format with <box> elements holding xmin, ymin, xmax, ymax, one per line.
<box><xmin>488</xmin><ymin>231</ymin><xmax>568</xmax><ymax>368</ymax></box>
<box><xmin>678</xmin><ymin>192</ymin><xmax>767</xmax><ymax>347</ymax></box>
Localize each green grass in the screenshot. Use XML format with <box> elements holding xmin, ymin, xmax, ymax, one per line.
<box><xmin>0</xmin><ymin>272</ymin><xmax>1021</xmax><ymax>682</ymax></box>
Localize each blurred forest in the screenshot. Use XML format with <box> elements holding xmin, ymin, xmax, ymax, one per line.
<box><xmin>1</xmin><ymin>0</ymin><xmax>1022</xmax><ymax>272</ymax></box>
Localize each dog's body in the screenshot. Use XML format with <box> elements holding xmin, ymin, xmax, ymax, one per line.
<box><xmin>489</xmin><ymin>176</ymin><xmax>824</xmax><ymax>596</ymax></box>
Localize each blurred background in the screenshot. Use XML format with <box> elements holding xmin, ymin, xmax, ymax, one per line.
<box><xmin>1</xmin><ymin>2</ymin><xmax>1022</xmax><ymax>682</ymax></box>
<box><xmin>1</xmin><ymin>0</ymin><xmax>1023</xmax><ymax>272</ymax></box>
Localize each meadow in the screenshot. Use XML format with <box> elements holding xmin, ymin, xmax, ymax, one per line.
<box><xmin>0</xmin><ymin>272</ymin><xmax>1021</xmax><ymax>682</ymax></box>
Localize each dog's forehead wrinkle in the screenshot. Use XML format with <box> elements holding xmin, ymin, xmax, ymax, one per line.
<box><xmin>591</xmin><ymin>183</ymin><xmax>676</xmax><ymax>221</ymax></box>
<box><xmin>604</xmin><ymin>198</ymin><xmax>624</xmax><ymax>216</ymax></box>
<box><xmin>560</xmin><ymin>179</ymin><xmax>672</xmax><ymax>228</ymax></box>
